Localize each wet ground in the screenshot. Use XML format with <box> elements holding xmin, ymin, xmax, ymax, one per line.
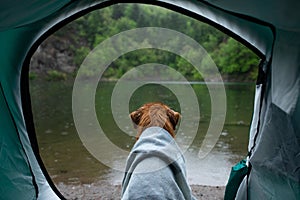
<box><xmin>57</xmin><ymin>181</ymin><xmax>225</xmax><ymax>200</ymax></box>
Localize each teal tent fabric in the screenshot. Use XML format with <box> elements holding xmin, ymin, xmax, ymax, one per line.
<box><xmin>224</xmin><ymin>159</ymin><xmax>248</xmax><ymax>200</ymax></box>
<box><xmin>0</xmin><ymin>83</ymin><xmax>36</xmax><ymax>199</ymax></box>
<box><xmin>0</xmin><ymin>0</ymin><xmax>70</xmax><ymax>31</ymax></box>
<box><xmin>0</xmin><ymin>0</ymin><xmax>299</xmax><ymax>199</ymax></box>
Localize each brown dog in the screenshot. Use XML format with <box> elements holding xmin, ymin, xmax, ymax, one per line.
<box><xmin>123</xmin><ymin>102</ymin><xmax>196</xmax><ymax>200</ymax></box>
<box><xmin>129</xmin><ymin>102</ymin><xmax>181</xmax><ymax>140</ymax></box>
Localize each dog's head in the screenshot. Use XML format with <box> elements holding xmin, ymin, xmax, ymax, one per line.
<box><xmin>130</xmin><ymin>102</ymin><xmax>181</xmax><ymax>140</ymax></box>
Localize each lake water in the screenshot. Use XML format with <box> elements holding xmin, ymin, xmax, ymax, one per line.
<box><xmin>30</xmin><ymin>80</ymin><xmax>254</xmax><ymax>187</ymax></box>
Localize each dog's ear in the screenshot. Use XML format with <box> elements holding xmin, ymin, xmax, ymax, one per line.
<box><xmin>129</xmin><ymin>110</ymin><xmax>141</xmax><ymax>128</ymax></box>
<box><xmin>167</xmin><ymin>109</ymin><xmax>181</xmax><ymax>130</ymax></box>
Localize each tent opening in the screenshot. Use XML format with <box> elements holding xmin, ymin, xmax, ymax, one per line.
<box><xmin>28</xmin><ymin>3</ymin><xmax>260</xmax><ymax>199</ymax></box>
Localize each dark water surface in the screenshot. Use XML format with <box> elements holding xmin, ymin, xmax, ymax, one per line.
<box><xmin>30</xmin><ymin>80</ymin><xmax>254</xmax><ymax>186</ymax></box>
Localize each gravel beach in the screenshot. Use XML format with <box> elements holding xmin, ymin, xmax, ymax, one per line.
<box><xmin>57</xmin><ymin>181</ymin><xmax>225</xmax><ymax>200</ymax></box>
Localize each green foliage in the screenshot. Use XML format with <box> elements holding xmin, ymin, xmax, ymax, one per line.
<box><xmin>54</xmin><ymin>3</ymin><xmax>260</xmax><ymax>81</ymax></box>
<box><xmin>212</xmin><ymin>38</ymin><xmax>259</xmax><ymax>76</ymax></box>
<box><xmin>46</xmin><ymin>70</ymin><xmax>67</xmax><ymax>81</ymax></box>
<box><xmin>73</xmin><ymin>46</ymin><xmax>91</xmax><ymax>67</ymax></box>
<box><xmin>29</xmin><ymin>72</ymin><xmax>37</xmax><ymax>80</ymax></box>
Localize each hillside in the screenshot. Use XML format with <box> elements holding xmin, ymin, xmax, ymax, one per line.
<box><xmin>30</xmin><ymin>3</ymin><xmax>260</xmax><ymax>82</ymax></box>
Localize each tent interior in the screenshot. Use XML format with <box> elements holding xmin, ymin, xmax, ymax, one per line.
<box><xmin>0</xmin><ymin>0</ymin><xmax>299</xmax><ymax>199</ymax></box>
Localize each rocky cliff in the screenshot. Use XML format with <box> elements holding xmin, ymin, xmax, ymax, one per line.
<box><xmin>30</xmin><ymin>35</ymin><xmax>76</xmax><ymax>76</ymax></box>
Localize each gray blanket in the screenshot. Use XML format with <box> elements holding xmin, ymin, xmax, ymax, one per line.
<box><xmin>121</xmin><ymin>127</ymin><xmax>197</xmax><ymax>200</ymax></box>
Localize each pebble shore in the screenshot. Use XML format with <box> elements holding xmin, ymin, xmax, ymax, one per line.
<box><xmin>56</xmin><ymin>181</ymin><xmax>225</xmax><ymax>200</ymax></box>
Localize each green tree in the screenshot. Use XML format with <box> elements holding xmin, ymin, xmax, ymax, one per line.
<box><xmin>51</xmin><ymin>3</ymin><xmax>260</xmax><ymax>81</ymax></box>
<box><xmin>212</xmin><ymin>38</ymin><xmax>259</xmax><ymax>77</ymax></box>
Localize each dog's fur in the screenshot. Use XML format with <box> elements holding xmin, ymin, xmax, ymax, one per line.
<box><xmin>130</xmin><ymin>102</ymin><xmax>180</xmax><ymax>139</ymax></box>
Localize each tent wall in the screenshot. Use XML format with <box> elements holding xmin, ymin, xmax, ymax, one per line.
<box><xmin>236</xmin><ymin>29</ymin><xmax>300</xmax><ymax>199</ymax></box>
<box><xmin>203</xmin><ymin>0</ymin><xmax>300</xmax><ymax>30</ymax></box>
<box><xmin>0</xmin><ymin>0</ymin><xmax>299</xmax><ymax>199</ymax></box>
<box><xmin>0</xmin><ymin>22</ymin><xmax>64</xmax><ymax>200</ymax></box>
<box><xmin>0</xmin><ymin>81</ymin><xmax>36</xmax><ymax>199</ymax></box>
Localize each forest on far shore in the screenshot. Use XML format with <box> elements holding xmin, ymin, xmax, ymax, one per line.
<box><xmin>30</xmin><ymin>3</ymin><xmax>260</xmax><ymax>82</ymax></box>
